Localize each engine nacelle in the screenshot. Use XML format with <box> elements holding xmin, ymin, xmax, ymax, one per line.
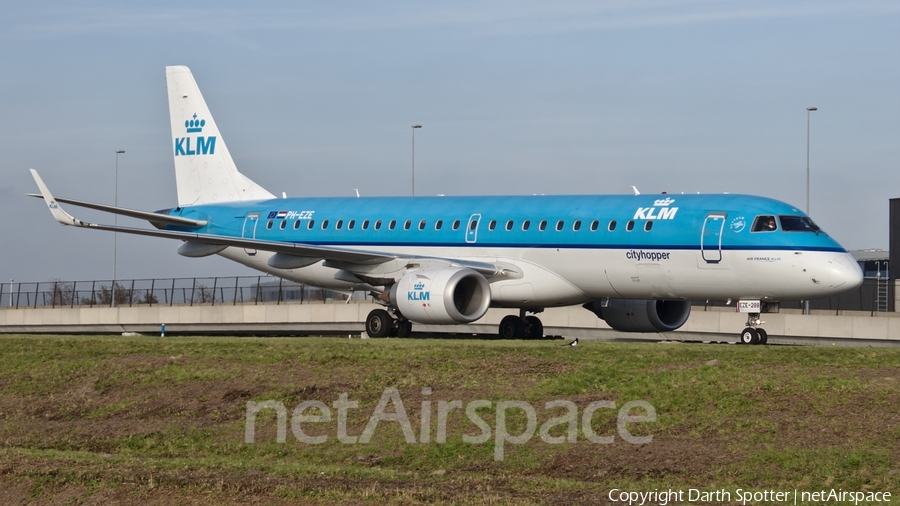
<box><xmin>390</xmin><ymin>267</ymin><xmax>491</xmax><ymax>324</ymax></box>
<box><xmin>584</xmin><ymin>299</ymin><xmax>691</xmax><ymax>333</ymax></box>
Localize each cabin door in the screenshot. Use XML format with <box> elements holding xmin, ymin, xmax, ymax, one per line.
<box><xmin>701</xmin><ymin>213</ymin><xmax>726</xmax><ymax>263</ymax></box>
<box><xmin>242</xmin><ymin>212</ymin><xmax>260</xmax><ymax>256</ymax></box>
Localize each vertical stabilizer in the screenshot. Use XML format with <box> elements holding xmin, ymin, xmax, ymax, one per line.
<box><xmin>166</xmin><ymin>66</ymin><xmax>275</xmax><ymax>206</ymax></box>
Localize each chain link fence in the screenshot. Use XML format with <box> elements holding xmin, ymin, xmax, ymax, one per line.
<box><xmin>0</xmin><ymin>276</ymin><xmax>889</xmax><ymax>313</ymax></box>
<box><xmin>0</xmin><ymin>277</ymin><xmax>368</xmax><ymax>309</ymax></box>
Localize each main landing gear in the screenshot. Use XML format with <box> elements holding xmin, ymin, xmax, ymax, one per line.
<box><xmin>739</xmin><ymin>313</ymin><xmax>768</xmax><ymax>345</ymax></box>
<box><xmin>365</xmin><ymin>308</ymin><xmax>412</xmax><ymax>338</ymax></box>
<box><xmin>498</xmin><ymin>310</ymin><xmax>544</xmax><ymax>339</ymax></box>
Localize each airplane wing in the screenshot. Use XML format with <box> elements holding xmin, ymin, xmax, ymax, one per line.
<box><xmin>25</xmin><ymin>193</ymin><xmax>207</xmax><ymax>228</ymax></box>
<box><xmin>29</xmin><ymin>170</ymin><xmax>501</xmax><ymax>275</ymax></box>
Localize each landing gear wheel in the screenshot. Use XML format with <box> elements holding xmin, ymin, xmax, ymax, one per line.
<box><xmin>756</xmin><ymin>328</ymin><xmax>768</xmax><ymax>345</ymax></box>
<box><xmin>740</xmin><ymin>327</ymin><xmax>760</xmax><ymax>345</ymax></box>
<box><xmin>524</xmin><ymin>315</ymin><xmax>544</xmax><ymax>339</ymax></box>
<box><xmin>499</xmin><ymin>315</ymin><xmax>524</xmax><ymax>339</ymax></box>
<box><xmin>366</xmin><ymin>309</ymin><xmax>393</xmax><ymax>338</ymax></box>
<box><xmin>396</xmin><ymin>320</ymin><xmax>412</xmax><ymax>338</ymax></box>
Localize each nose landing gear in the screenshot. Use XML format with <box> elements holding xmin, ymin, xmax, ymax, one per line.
<box><xmin>739</xmin><ymin>313</ymin><xmax>768</xmax><ymax>345</ymax></box>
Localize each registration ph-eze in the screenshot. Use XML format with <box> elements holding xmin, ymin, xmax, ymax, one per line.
<box><xmin>174</xmin><ymin>113</ymin><xmax>217</xmax><ymax>156</ymax></box>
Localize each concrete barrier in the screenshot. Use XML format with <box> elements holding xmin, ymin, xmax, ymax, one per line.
<box><xmin>2</xmin><ymin>301</ymin><xmax>899</xmax><ymax>345</ymax></box>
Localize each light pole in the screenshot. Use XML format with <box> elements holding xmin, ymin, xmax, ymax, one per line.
<box><xmin>806</xmin><ymin>106</ymin><xmax>817</xmax><ymax>214</ymax></box>
<box><xmin>411</xmin><ymin>125</ymin><xmax>422</xmax><ymax>196</ymax></box>
<box><xmin>804</xmin><ymin>108</ymin><xmax>816</xmax><ymax>315</ymax></box>
<box><xmin>113</xmin><ymin>150</ymin><xmax>124</xmax><ymax>307</ymax></box>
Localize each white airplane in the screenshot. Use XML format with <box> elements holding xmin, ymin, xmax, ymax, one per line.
<box><xmin>31</xmin><ymin>66</ymin><xmax>863</xmax><ymax>343</ymax></box>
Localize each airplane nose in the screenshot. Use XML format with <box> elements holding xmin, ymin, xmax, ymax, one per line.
<box><xmin>828</xmin><ymin>254</ymin><xmax>864</xmax><ymax>291</ymax></box>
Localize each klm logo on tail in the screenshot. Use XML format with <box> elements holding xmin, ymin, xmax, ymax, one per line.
<box><xmin>174</xmin><ymin>113</ymin><xmax>216</xmax><ymax>156</ymax></box>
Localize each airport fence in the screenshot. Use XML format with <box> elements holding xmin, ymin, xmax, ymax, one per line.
<box><xmin>0</xmin><ymin>276</ymin><xmax>890</xmax><ymax>313</ymax></box>
<box><xmin>0</xmin><ymin>277</ymin><xmax>366</xmax><ymax>309</ymax></box>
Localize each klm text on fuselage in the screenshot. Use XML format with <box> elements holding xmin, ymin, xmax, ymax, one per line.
<box><xmin>633</xmin><ymin>207</ymin><xmax>678</xmax><ymax>220</ymax></box>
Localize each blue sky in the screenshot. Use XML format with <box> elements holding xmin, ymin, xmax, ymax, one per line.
<box><xmin>1</xmin><ymin>1</ymin><xmax>898</xmax><ymax>283</ymax></box>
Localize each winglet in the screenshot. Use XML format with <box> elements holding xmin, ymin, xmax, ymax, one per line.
<box><xmin>632</xmin><ymin>186</ymin><xmax>641</xmax><ymax>196</ymax></box>
<box><xmin>29</xmin><ymin>169</ymin><xmax>92</xmax><ymax>227</ymax></box>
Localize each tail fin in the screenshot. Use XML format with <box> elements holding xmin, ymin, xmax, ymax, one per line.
<box><xmin>166</xmin><ymin>66</ymin><xmax>275</xmax><ymax>206</ymax></box>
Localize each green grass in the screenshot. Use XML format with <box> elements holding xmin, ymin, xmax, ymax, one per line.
<box><xmin>0</xmin><ymin>335</ymin><xmax>898</xmax><ymax>504</ymax></box>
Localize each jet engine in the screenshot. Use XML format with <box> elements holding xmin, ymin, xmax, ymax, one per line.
<box><xmin>583</xmin><ymin>299</ymin><xmax>691</xmax><ymax>333</ymax></box>
<box><xmin>390</xmin><ymin>267</ymin><xmax>491</xmax><ymax>324</ymax></box>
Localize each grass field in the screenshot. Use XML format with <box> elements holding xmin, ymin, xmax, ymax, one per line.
<box><xmin>0</xmin><ymin>335</ymin><xmax>898</xmax><ymax>505</ymax></box>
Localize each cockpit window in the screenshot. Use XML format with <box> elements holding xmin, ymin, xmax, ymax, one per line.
<box><xmin>752</xmin><ymin>215</ymin><xmax>778</xmax><ymax>232</ymax></box>
<box><xmin>779</xmin><ymin>215</ymin><xmax>821</xmax><ymax>233</ymax></box>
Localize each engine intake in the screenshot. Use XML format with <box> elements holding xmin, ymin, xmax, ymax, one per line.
<box><xmin>584</xmin><ymin>299</ymin><xmax>691</xmax><ymax>333</ymax></box>
<box><xmin>390</xmin><ymin>267</ymin><xmax>491</xmax><ymax>324</ymax></box>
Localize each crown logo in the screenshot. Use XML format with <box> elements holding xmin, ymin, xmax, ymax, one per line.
<box><xmin>413</xmin><ymin>282</ymin><xmax>426</xmax><ymax>290</ymax></box>
<box><xmin>653</xmin><ymin>197</ymin><xmax>675</xmax><ymax>206</ymax></box>
<box><xmin>185</xmin><ymin>113</ymin><xmax>206</xmax><ymax>133</ymax></box>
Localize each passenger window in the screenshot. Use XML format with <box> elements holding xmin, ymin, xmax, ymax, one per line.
<box><xmin>418</xmin><ymin>220</ymin><xmax>426</xmax><ymax>230</ymax></box>
<box><xmin>573</xmin><ymin>220</ymin><xmax>581</xmax><ymax>231</ymax></box>
<box><xmin>644</xmin><ymin>221</ymin><xmax>653</xmax><ymax>231</ymax></box>
<box><xmin>348</xmin><ymin>220</ymin><xmax>355</xmax><ymax>230</ymax></box>
<box><xmin>435</xmin><ymin>220</ymin><xmax>443</xmax><ymax>230</ymax></box>
<box><xmin>489</xmin><ymin>220</ymin><xmax>496</xmax><ymax>231</ymax></box>
<box><xmin>607</xmin><ymin>220</ymin><xmax>616</xmax><ymax>231</ymax></box>
<box><xmin>336</xmin><ymin>220</ymin><xmax>343</xmax><ymax>230</ymax></box>
<box><xmin>389</xmin><ymin>220</ymin><xmax>396</xmax><ymax>230</ymax></box>
<box><xmin>404</xmin><ymin>220</ymin><xmax>411</xmax><ymax>230</ymax></box>
<box><xmin>590</xmin><ymin>220</ymin><xmax>599</xmax><ymax>231</ymax></box>
<box><xmin>321</xmin><ymin>219</ymin><xmax>329</xmax><ymax>230</ymax></box>
<box><xmin>293</xmin><ymin>220</ymin><xmax>301</xmax><ymax>230</ymax></box>
<box><xmin>522</xmin><ymin>220</ymin><xmax>531</xmax><ymax>231</ymax></box>
<box><xmin>308</xmin><ymin>220</ymin><xmax>315</xmax><ymax>230</ymax></box>
<box><xmin>362</xmin><ymin>220</ymin><xmax>369</xmax><ymax>230</ymax></box>
<box><xmin>506</xmin><ymin>220</ymin><xmax>513</xmax><ymax>231</ymax></box>
<box><xmin>266</xmin><ymin>220</ymin><xmax>273</xmax><ymax>230</ymax></box>
<box><xmin>452</xmin><ymin>220</ymin><xmax>460</xmax><ymax>231</ymax></box>
<box><xmin>556</xmin><ymin>220</ymin><xmax>564</xmax><ymax>231</ymax></box>
<box><xmin>374</xmin><ymin>220</ymin><xmax>382</xmax><ymax>230</ymax></box>
<box><xmin>626</xmin><ymin>220</ymin><xmax>634</xmax><ymax>231</ymax></box>
<box><xmin>539</xmin><ymin>220</ymin><xmax>547</xmax><ymax>231</ymax></box>
<box><xmin>279</xmin><ymin>220</ymin><xmax>286</xmax><ymax>230</ymax></box>
<box><xmin>752</xmin><ymin>215</ymin><xmax>778</xmax><ymax>232</ymax></box>
<box><xmin>469</xmin><ymin>220</ymin><xmax>477</xmax><ymax>231</ymax></box>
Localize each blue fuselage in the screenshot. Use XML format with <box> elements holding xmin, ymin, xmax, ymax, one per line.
<box><xmin>163</xmin><ymin>193</ymin><xmax>860</xmax><ymax>305</ymax></box>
